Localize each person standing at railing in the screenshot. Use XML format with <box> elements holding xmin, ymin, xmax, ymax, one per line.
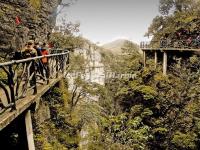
<box><xmin>22</xmin><ymin>40</ymin><xmax>38</xmax><ymax>94</ymax></box>
<box><xmin>34</xmin><ymin>42</ymin><xmax>42</xmax><ymax>56</ymax></box>
<box><xmin>34</xmin><ymin>42</ymin><xmax>44</xmax><ymax>77</ymax></box>
<box><xmin>41</xmin><ymin>44</ymin><xmax>50</xmax><ymax>82</ymax></box>
<box><xmin>186</xmin><ymin>36</ymin><xmax>192</xmax><ymax>48</ymax></box>
<box><xmin>22</xmin><ymin>40</ymin><xmax>37</xmax><ymax>58</ymax></box>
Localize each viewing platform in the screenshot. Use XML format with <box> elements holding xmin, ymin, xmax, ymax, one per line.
<box><xmin>140</xmin><ymin>41</ymin><xmax>200</xmax><ymax>75</ymax></box>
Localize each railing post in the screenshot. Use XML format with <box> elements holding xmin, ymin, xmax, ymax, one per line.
<box><xmin>32</xmin><ymin>60</ymin><xmax>37</xmax><ymax>95</ymax></box>
<box><xmin>67</xmin><ymin>52</ymin><xmax>70</xmax><ymax>64</ymax></box>
<box><xmin>8</xmin><ymin>65</ymin><xmax>16</xmax><ymax>110</ymax></box>
<box><xmin>56</xmin><ymin>56</ymin><xmax>59</xmax><ymax>78</ymax></box>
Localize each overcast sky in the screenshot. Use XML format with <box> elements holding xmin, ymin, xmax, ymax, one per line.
<box><xmin>58</xmin><ymin>0</ymin><xmax>160</xmax><ymax>45</ymax></box>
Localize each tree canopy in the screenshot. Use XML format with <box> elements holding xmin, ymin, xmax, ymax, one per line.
<box><xmin>146</xmin><ymin>0</ymin><xmax>200</xmax><ymax>47</ymax></box>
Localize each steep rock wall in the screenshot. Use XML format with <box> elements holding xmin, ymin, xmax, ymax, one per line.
<box><xmin>0</xmin><ymin>0</ymin><xmax>62</xmax><ymax>54</ymax></box>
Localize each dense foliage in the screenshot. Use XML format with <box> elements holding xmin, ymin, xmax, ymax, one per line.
<box><xmin>146</xmin><ymin>0</ymin><xmax>200</xmax><ymax>48</ymax></box>
<box><xmin>86</xmin><ymin>40</ymin><xmax>200</xmax><ymax>149</ymax></box>
<box><xmin>50</xmin><ymin>32</ymin><xmax>84</xmax><ymax>51</ymax></box>
<box><xmin>34</xmin><ymin>81</ymin><xmax>82</xmax><ymax>149</ymax></box>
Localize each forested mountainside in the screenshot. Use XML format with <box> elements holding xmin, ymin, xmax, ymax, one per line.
<box><xmin>0</xmin><ymin>0</ymin><xmax>61</xmax><ymax>54</ymax></box>
<box><xmin>41</xmin><ymin>31</ymin><xmax>200</xmax><ymax>150</ymax></box>
<box><xmin>87</xmin><ymin>47</ymin><xmax>200</xmax><ymax>150</ymax></box>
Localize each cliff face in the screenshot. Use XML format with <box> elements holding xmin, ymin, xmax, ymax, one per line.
<box><xmin>0</xmin><ymin>0</ymin><xmax>62</xmax><ymax>54</ymax></box>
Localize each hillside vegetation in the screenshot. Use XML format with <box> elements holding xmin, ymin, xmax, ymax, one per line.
<box><xmin>84</xmin><ymin>1</ymin><xmax>200</xmax><ymax>149</ymax></box>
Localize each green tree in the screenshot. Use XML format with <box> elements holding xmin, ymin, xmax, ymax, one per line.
<box><xmin>159</xmin><ymin>0</ymin><xmax>194</xmax><ymax>15</ymax></box>
<box><xmin>146</xmin><ymin>0</ymin><xmax>200</xmax><ymax>47</ymax></box>
<box><xmin>50</xmin><ymin>32</ymin><xmax>84</xmax><ymax>51</ymax></box>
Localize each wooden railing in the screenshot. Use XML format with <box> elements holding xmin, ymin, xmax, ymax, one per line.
<box><xmin>0</xmin><ymin>52</ymin><xmax>69</xmax><ymax>114</ymax></box>
<box><xmin>140</xmin><ymin>39</ymin><xmax>200</xmax><ymax>49</ymax></box>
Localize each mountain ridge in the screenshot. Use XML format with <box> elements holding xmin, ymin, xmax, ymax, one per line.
<box><xmin>102</xmin><ymin>39</ymin><xmax>139</xmax><ymax>54</ymax></box>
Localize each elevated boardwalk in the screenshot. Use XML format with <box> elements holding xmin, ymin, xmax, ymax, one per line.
<box><xmin>140</xmin><ymin>42</ymin><xmax>200</xmax><ymax>75</ymax></box>
<box><xmin>0</xmin><ymin>51</ymin><xmax>69</xmax><ymax>150</ymax></box>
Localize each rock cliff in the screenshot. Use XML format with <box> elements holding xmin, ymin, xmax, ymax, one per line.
<box><xmin>0</xmin><ymin>0</ymin><xmax>62</xmax><ymax>54</ymax></box>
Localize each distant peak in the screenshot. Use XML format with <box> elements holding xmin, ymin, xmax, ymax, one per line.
<box><xmin>101</xmin><ymin>39</ymin><xmax>133</xmax><ymax>54</ymax></box>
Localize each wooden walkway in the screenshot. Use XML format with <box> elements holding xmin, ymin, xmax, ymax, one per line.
<box><xmin>0</xmin><ymin>76</ymin><xmax>63</xmax><ymax>130</ymax></box>
<box><xmin>141</xmin><ymin>46</ymin><xmax>200</xmax><ymax>75</ymax></box>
